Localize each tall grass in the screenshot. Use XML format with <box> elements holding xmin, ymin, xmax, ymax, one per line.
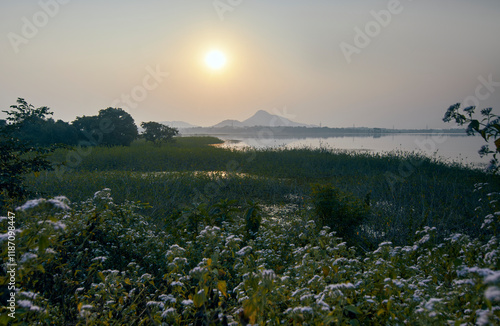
<box><xmin>26</xmin><ymin>137</ymin><xmax>499</xmax><ymax>246</ymax></box>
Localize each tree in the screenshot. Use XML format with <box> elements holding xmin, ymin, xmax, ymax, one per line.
<box><xmin>98</xmin><ymin>108</ymin><xmax>138</xmax><ymax>146</ymax></box>
<box><xmin>1</xmin><ymin>98</ymin><xmax>78</xmax><ymax>147</ymax></box>
<box><xmin>72</xmin><ymin>115</ymin><xmax>101</xmax><ymax>145</ymax></box>
<box><xmin>1</xmin><ymin>98</ymin><xmax>56</xmax><ymax>206</ymax></box>
<box><xmin>141</xmin><ymin>121</ymin><xmax>179</xmax><ymax>146</ymax></box>
<box><xmin>443</xmin><ymin>104</ymin><xmax>500</xmax><ymax>173</ymax></box>
<box><xmin>72</xmin><ymin>108</ymin><xmax>138</xmax><ymax>147</ymax></box>
<box><xmin>2</xmin><ymin>98</ymin><xmax>53</xmax><ymax>125</ymax></box>
<box><xmin>47</xmin><ymin>119</ymin><xmax>79</xmax><ymax>145</ymax></box>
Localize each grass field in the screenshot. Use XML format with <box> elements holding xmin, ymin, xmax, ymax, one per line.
<box><xmin>25</xmin><ymin>136</ymin><xmax>498</xmax><ymax>246</ymax></box>
<box><xmin>3</xmin><ymin>136</ymin><xmax>499</xmax><ymax>324</ymax></box>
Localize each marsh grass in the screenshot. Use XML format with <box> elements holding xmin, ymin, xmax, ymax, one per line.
<box><xmin>25</xmin><ymin>137</ymin><xmax>499</xmax><ymax>246</ymax></box>
<box><xmin>4</xmin><ymin>137</ymin><xmax>500</xmax><ymax>324</ymax></box>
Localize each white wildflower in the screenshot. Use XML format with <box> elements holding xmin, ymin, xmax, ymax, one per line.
<box><xmin>236</xmin><ymin>246</ymin><xmax>252</xmax><ymax>256</ymax></box>
<box><xmin>140</xmin><ymin>273</ymin><xmax>152</xmax><ymax>281</ymax></box>
<box><xmin>159</xmin><ymin>294</ymin><xmax>177</xmax><ymax>303</ymax></box>
<box><xmin>161</xmin><ymin>307</ymin><xmax>177</xmax><ymax>318</ymax></box>
<box><xmin>485</xmin><ymin>286</ymin><xmax>500</xmax><ymax>302</ymax></box>
<box><xmin>19</xmin><ymin>252</ymin><xmax>37</xmax><ymax>263</ymax></box>
<box><xmin>91</xmin><ymin>256</ymin><xmax>107</xmax><ymax>263</ymax></box>
<box><xmin>146</xmin><ymin>301</ymin><xmax>165</xmax><ymax>309</ymax></box>
<box><xmin>17</xmin><ymin>300</ymin><xmax>42</xmax><ymax>311</ymax></box>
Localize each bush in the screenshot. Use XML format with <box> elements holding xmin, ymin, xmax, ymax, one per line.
<box><xmin>311</xmin><ymin>184</ymin><xmax>369</xmax><ymax>245</ymax></box>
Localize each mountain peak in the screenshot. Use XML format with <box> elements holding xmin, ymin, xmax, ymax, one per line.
<box><xmin>242</xmin><ymin>110</ymin><xmax>307</xmax><ymax>127</ymax></box>
<box><xmin>254</xmin><ymin>109</ymin><xmax>272</xmax><ymax>116</ymax></box>
<box><xmin>209</xmin><ymin>110</ymin><xmax>309</xmax><ymax>128</ymax></box>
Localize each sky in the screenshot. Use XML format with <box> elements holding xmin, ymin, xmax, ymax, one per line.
<box><xmin>1</xmin><ymin>0</ymin><xmax>499</xmax><ymax>129</ymax></box>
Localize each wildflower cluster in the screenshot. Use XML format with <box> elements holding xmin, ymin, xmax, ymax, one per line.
<box><xmin>0</xmin><ymin>188</ymin><xmax>499</xmax><ymax>324</ymax></box>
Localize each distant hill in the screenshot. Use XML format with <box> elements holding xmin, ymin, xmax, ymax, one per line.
<box><xmin>212</xmin><ymin>119</ymin><xmax>245</xmax><ymax>128</ymax></box>
<box><xmin>159</xmin><ymin>121</ymin><xmax>199</xmax><ymax>129</ymax></box>
<box><xmin>211</xmin><ymin>110</ymin><xmax>310</xmax><ymax>128</ymax></box>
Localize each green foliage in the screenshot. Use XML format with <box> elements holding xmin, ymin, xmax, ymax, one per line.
<box><xmin>0</xmin><ymin>99</ymin><xmax>57</xmax><ymax>207</ymax></box>
<box><xmin>140</xmin><ymin>121</ymin><xmax>179</xmax><ymax>146</ymax></box>
<box><xmin>72</xmin><ymin>107</ymin><xmax>138</xmax><ymax>147</ymax></box>
<box><xmin>444</xmin><ymin>104</ymin><xmax>500</xmax><ymax>173</ymax></box>
<box><xmin>210</xmin><ymin>198</ymin><xmax>238</xmax><ymax>227</ymax></box>
<box><xmin>1</xmin><ymin>190</ymin><xmax>499</xmax><ymax>324</ymax></box>
<box><xmin>2</xmin><ymin>98</ymin><xmax>78</xmax><ymax>147</ymax></box>
<box><xmin>2</xmin><ymin>98</ymin><xmax>53</xmax><ymax>126</ymax></box>
<box><xmin>243</xmin><ymin>200</ymin><xmax>262</xmax><ymax>240</ymax></box>
<box><xmin>311</xmin><ymin>184</ymin><xmax>369</xmax><ymax>245</ymax></box>
<box><xmin>23</xmin><ymin>137</ymin><xmax>499</xmax><ymax>245</ymax></box>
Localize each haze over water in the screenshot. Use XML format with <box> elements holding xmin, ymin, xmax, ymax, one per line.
<box><xmin>216</xmin><ymin>133</ymin><xmax>489</xmax><ymax>167</ymax></box>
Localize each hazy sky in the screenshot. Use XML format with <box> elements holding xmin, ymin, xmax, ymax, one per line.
<box><xmin>1</xmin><ymin>0</ymin><xmax>499</xmax><ymax>128</ymax></box>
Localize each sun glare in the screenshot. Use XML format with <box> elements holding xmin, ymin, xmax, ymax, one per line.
<box><xmin>205</xmin><ymin>50</ymin><xmax>227</xmax><ymax>70</ymax></box>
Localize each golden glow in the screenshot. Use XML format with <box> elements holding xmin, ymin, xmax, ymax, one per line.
<box><xmin>204</xmin><ymin>49</ymin><xmax>227</xmax><ymax>70</ymax></box>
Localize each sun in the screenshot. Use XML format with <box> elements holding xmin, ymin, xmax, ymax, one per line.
<box><xmin>204</xmin><ymin>50</ymin><xmax>227</xmax><ymax>70</ymax></box>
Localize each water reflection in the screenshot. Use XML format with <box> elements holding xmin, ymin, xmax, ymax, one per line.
<box><xmin>215</xmin><ymin>133</ymin><xmax>489</xmax><ymax>167</ymax></box>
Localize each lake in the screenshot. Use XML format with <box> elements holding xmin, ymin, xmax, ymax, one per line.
<box><xmin>215</xmin><ymin>133</ymin><xmax>491</xmax><ymax>168</ymax></box>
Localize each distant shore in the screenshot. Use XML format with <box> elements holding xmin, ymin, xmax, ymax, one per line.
<box><xmin>180</xmin><ymin>126</ymin><xmax>466</xmax><ymax>138</ymax></box>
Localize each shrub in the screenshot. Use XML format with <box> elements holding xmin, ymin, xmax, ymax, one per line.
<box><xmin>311</xmin><ymin>184</ymin><xmax>369</xmax><ymax>245</ymax></box>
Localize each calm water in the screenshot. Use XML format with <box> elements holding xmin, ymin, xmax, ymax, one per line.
<box><xmin>216</xmin><ymin>133</ymin><xmax>490</xmax><ymax>167</ymax></box>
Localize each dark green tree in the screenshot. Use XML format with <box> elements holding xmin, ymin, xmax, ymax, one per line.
<box><xmin>0</xmin><ymin>98</ymin><xmax>56</xmax><ymax>207</ymax></box>
<box><xmin>47</xmin><ymin>119</ymin><xmax>79</xmax><ymax>145</ymax></box>
<box><xmin>72</xmin><ymin>115</ymin><xmax>101</xmax><ymax>145</ymax></box>
<box><xmin>72</xmin><ymin>108</ymin><xmax>138</xmax><ymax>146</ymax></box>
<box><xmin>98</xmin><ymin>108</ymin><xmax>137</xmax><ymax>146</ymax></box>
<box><xmin>16</xmin><ymin>117</ymin><xmax>78</xmax><ymax>147</ymax></box>
<box><xmin>1</xmin><ymin>98</ymin><xmax>78</xmax><ymax>147</ymax></box>
<box><xmin>141</xmin><ymin>121</ymin><xmax>179</xmax><ymax>146</ymax></box>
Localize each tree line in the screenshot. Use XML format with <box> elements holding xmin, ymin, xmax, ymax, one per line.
<box><xmin>0</xmin><ymin>98</ymin><xmax>178</xmax><ymax>148</ymax></box>
<box><xmin>0</xmin><ymin>98</ymin><xmax>178</xmax><ymax>206</ymax></box>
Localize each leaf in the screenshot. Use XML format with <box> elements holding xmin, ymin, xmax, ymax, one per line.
<box><xmin>345</xmin><ymin>305</ymin><xmax>361</xmax><ymax>315</ymax></box>
<box><xmin>377</xmin><ymin>309</ymin><xmax>385</xmax><ymax>316</ymax></box>
<box><xmin>38</xmin><ymin>234</ymin><xmax>49</xmax><ymax>253</ymax></box>
<box><xmin>468</xmin><ymin>120</ymin><xmax>480</xmax><ymax>133</ymax></box>
<box><xmin>78</xmin><ymin>302</ymin><xmax>83</xmax><ymax>313</ymax></box>
<box><xmin>322</xmin><ymin>266</ymin><xmax>330</xmax><ymax>277</ymax></box>
<box><xmin>98</xmin><ymin>272</ymin><xmax>105</xmax><ymax>282</ymax></box>
<box><xmin>218</xmin><ymin>280</ymin><xmax>227</xmax><ymax>298</ymax></box>
<box><xmin>193</xmin><ymin>291</ymin><xmax>206</xmax><ymax>308</ymax></box>
<box><xmin>207</xmin><ymin>258</ymin><xmax>212</xmax><ymax>267</ymax></box>
<box><xmin>495</xmin><ymin>138</ymin><xmax>500</xmax><ymax>152</ymax></box>
<box><xmin>124</xmin><ymin>278</ymin><xmax>131</xmax><ymax>285</ymax></box>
